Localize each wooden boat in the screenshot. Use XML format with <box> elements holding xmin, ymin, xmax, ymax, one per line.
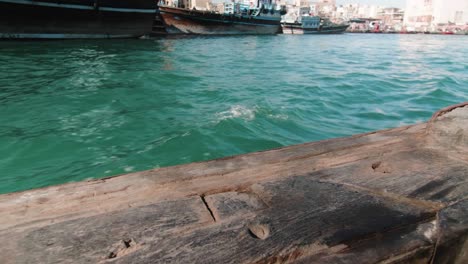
<box><xmin>0</xmin><ymin>0</ymin><xmax>157</xmax><ymax>39</ymax></box>
<box><xmin>282</xmin><ymin>16</ymin><xmax>349</xmax><ymax>34</ymax></box>
<box><xmin>158</xmin><ymin>2</ymin><xmax>285</xmax><ymax>35</ymax></box>
<box><xmin>1</xmin><ymin>102</ymin><xmax>467</xmax><ymax>263</ymax></box>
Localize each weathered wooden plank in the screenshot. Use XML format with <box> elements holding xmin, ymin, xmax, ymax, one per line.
<box><xmin>432</xmin><ymin>199</ymin><xmax>468</xmax><ymax>264</ymax></box>
<box><xmin>0</xmin><ymin>103</ymin><xmax>466</xmax><ymax>263</ymax></box>
<box><xmin>2</xmin><ymin>197</ymin><xmax>214</xmax><ymax>264</ymax></box>
<box><xmin>0</xmin><ymin>127</ymin><xmax>424</xmax><ymax>231</ymax></box>
<box><xmin>314</xmin><ymin>148</ymin><xmax>468</xmax><ymax>203</ymax></box>
<box><xmin>102</xmin><ymin>178</ymin><xmax>436</xmax><ymax>264</ymax></box>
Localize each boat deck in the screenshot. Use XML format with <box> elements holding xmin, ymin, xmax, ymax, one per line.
<box><xmin>1</xmin><ymin>103</ymin><xmax>467</xmax><ymax>263</ymax></box>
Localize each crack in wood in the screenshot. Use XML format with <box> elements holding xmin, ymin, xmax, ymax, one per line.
<box><xmin>429</xmin><ymin>211</ymin><xmax>442</xmax><ymax>264</ymax></box>
<box><xmin>200</xmin><ymin>195</ymin><xmax>216</xmax><ymax>222</ymax></box>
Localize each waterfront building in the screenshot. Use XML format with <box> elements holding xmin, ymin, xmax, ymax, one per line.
<box><xmin>368</xmin><ymin>5</ymin><xmax>383</xmax><ymax>18</ymax></box>
<box><xmin>378</xmin><ymin>7</ymin><xmax>405</xmax><ymax>31</ymax></box>
<box><xmin>335</xmin><ymin>5</ymin><xmax>354</xmax><ymax>20</ymax></box>
<box><xmin>301</xmin><ymin>0</ymin><xmax>335</xmax><ymax>17</ymax></box>
<box><xmin>333</xmin><ymin>4</ymin><xmax>384</xmax><ymax>20</ymax></box>
<box><xmin>404</xmin><ymin>0</ymin><xmax>468</xmax><ymax>31</ymax></box>
<box><xmin>432</xmin><ymin>0</ymin><xmax>468</xmax><ymax>25</ymax></box>
<box><xmin>357</xmin><ymin>5</ymin><xmax>370</xmax><ymax>17</ymax></box>
<box><xmin>338</xmin><ymin>4</ymin><xmax>402</xmax><ymax>32</ymax></box>
<box><xmin>404</xmin><ymin>0</ymin><xmax>436</xmax><ymax>30</ymax></box>
<box><xmin>295</xmin><ymin>0</ymin><xmax>310</xmax><ymax>7</ymax></box>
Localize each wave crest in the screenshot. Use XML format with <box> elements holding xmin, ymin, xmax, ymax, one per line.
<box><xmin>215</xmin><ymin>105</ymin><xmax>256</xmax><ymax>122</ymax></box>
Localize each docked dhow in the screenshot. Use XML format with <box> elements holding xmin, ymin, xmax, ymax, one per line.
<box><xmin>158</xmin><ymin>1</ymin><xmax>286</xmax><ymax>35</ymax></box>
<box><xmin>0</xmin><ymin>0</ymin><xmax>157</xmax><ymax>39</ymax></box>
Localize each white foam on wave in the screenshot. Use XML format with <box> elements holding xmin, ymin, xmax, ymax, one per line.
<box><xmin>268</xmin><ymin>113</ymin><xmax>289</xmax><ymax>120</ymax></box>
<box><xmin>374</xmin><ymin>108</ymin><xmax>385</xmax><ymax>114</ymax></box>
<box><xmin>215</xmin><ymin>105</ymin><xmax>257</xmax><ymax>122</ymax></box>
<box><xmin>124</xmin><ymin>166</ymin><xmax>135</xmax><ymax>172</ymax></box>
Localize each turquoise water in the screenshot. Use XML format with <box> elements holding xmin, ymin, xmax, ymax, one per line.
<box><xmin>0</xmin><ymin>34</ymin><xmax>467</xmax><ymax>194</ymax></box>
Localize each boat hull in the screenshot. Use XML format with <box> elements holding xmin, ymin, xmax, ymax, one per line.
<box><xmin>281</xmin><ymin>24</ymin><xmax>349</xmax><ymax>34</ymax></box>
<box><xmin>159</xmin><ymin>7</ymin><xmax>281</xmax><ymax>35</ymax></box>
<box><xmin>0</xmin><ymin>0</ymin><xmax>156</xmax><ymax>39</ymax></box>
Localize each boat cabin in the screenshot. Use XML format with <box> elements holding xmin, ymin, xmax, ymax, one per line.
<box><xmin>301</xmin><ymin>16</ymin><xmax>321</xmax><ymax>28</ymax></box>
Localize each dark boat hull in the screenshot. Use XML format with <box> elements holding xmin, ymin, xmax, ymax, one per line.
<box><xmin>281</xmin><ymin>23</ymin><xmax>349</xmax><ymax>34</ymax></box>
<box><xmin>159</xmin><ymin>7</ymin><xmax>281</xmax><ymax>35</ymax></box>
<box><xmin>0</xmin><ymin>0</ymin><xmax>156</xmax><ymax>39</ymax></box>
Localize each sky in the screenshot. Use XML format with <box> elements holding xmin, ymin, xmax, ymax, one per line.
<box><xmin>336</xmin><ymin>0</ymin><xmax>406</xmax><ymax>8</ymax></box>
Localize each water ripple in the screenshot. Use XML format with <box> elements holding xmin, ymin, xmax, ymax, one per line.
<box><xmin>0</xmin><ymin>35</ymin><xmax>467</xmax><ymax>193</ymax></box>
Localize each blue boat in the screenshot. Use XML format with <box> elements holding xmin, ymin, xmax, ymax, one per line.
<box><xmin>282</xmin><ymin>16</ymin><xmax>349</xmax><ymax>34</ymax></box>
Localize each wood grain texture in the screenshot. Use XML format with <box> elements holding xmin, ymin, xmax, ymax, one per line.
<box><xmin>0</xmin><ymin>103</ymin><xmax>467</xmax><ymax>263</ymax></box>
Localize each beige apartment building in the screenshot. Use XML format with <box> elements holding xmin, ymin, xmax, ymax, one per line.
<box><xmin>404</xmin><ymin>0</ymin><xmax>468</xmax><ymax>30</ymax></box>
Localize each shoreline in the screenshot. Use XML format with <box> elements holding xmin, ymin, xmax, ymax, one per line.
<box><xmin>346</xmin><ymin>31</ymin><xmax>468</xmax><ymax>35</ymax></box>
